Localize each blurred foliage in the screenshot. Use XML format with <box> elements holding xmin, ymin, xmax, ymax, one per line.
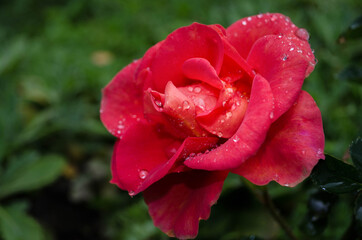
<box><xmin>0</xmin><ymin>0</ymin><xmax>361</xmax><ymax>239</ymax></box>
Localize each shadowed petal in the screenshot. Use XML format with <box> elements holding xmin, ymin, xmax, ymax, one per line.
<box><xmin>144</xmin><ymin>170</ymin><xmax>228</xmax><ymax>239</ymax></box>
<box><xmin>233</xmin><ymin>91</ymin><xmax>325</xmax><ymax>186</ymax></box>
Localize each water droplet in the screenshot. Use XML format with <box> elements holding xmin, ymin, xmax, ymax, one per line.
<box><xmin>247</xmin><ymin>17</ymin><xmax>252</xmax><ymax>21</ymax></box>
<box><xmin>233</xmin><ymin>135</ymin><xmax>240</xmax><ymax>143</ymax></box>
<box><xmin>297</xmin><ymin>49</ymin><xmax>302</xmax><ymax>53</ymax></box>
<box><xmin>226</xmin><ymin>112</ymin><xmax>232</xmax><ymax>119</ymax></box>
<box><xmin>183</xmin><ymin>100</ymin><xmax>190</xmax><ymax>110</ymax></box>
<box><xmin>155</xmin><ymin>100</ymin><xmax>162</xmax><ymax>107</ymax></box>
<box><xmin>295</xmin><ymin>28</ymin><xmax>310</xmax><ymax>41</ymax></box>
<box><xmin>257</xmin><ymin>13</ymin><xmax>263</xmax><ymax>18</ymax></box>
<box><xmin>189</xmin><ymin>153</ymin><xmax>196</xmax><ymax>157</ymax></box>
<box><xmin>129</xmin><ymin>191</ymin><xmax>135</xmax><ymax>197</ymax></box>
<box><xmin>284</xmin><ymin>183</ymin><xmax>290</xmax><ymax>187</ymax></box>
<box><xmin>282</xmin><ymin>54</ymin><xmax>288</xmax><ymax>61</ymax></box>
<box><xmin>289</xmin><ymin>47</ymin><xmax>294</xmax><ymax>52</ymax></box>
<box><xmin>217</xmin><ymin>132</ymin><xmax>223</xmax><ymax>138</ymax></box>
<box><xmin>139</xmin><ymin>170</ymin><xmax>148</xmax><ymax>179</ymax></box>
<box><xmin>117</xmin><ymin>130</ymin><xmax>121</xmax><ymax>134</ymax></box>
<box><xmin>269</xmin><ymin>112</ymin><xmax>274</xmax><ymax>119</ymax></box>
<box><xmin>242</xmin><ymin>20</ymin><xmax>247</xmax><ymax>26</ymax></box>
<box><xmin>302</xmin><ymin>150</ymin><xmax>306</xmax><ymax>155</ymax></box>
<box><xmin>118</xmin><ymin>124</ymin><xmax>125</xmax><ymax>129</ymax></box>
<box><xmin>188</xmin><ymin>86</ymin><xmax>194</xmax><ymax>92</ymax></box>
<box><xmin>194</xmin><ymin>87</ymin><xmax>201</xmax><ymax>93</ymax></box>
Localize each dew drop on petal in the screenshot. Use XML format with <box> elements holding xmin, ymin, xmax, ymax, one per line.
<box><xmin>217</xmin><ymin>132</ymin><xmax>223</xmax><ymax>138</ymax></box>
<box><xmin>302</xmin><ymin>150</ymin><xmax>306</xmax><ymax>155</ymax></box>
<box><xmin>183</xmin><ymin>100</ymin><xmax>190</xmax><ymax>110</ymax></box>
<box><xmin>295</xmin><ymin>28</ymin><xmax>310</xmax><ymax>41</ymax></box>
<box><xmin>233</xmin><ymin>135</ymin><xmax>240</xmax><ymax>143</ymax></box>
<box><xmin>226</xmin><ymin>112</ymin><xmax>232</xmax><ymax>119</ymax></box>
<box><xmin>282</xmin><ymin>54</ymin><xmax>288</xmax><ymax>61</ymax></box>
<box><xmin>129</xmin><ymin>191</ymin><xmax>135</xmax><ymax>197</ymax></box>
<box><xmin>188</xmin><ymin>86</ymin><xmax>194</xmax><ymax>92</ymax></box>
<box><xmin>289</xmin><ymin>47</ymin><xmax>294</xmax><ymax>52</ymax></box>
<box><xmin>139</xmin><ymin>170</ymin><xmax>148</xmax><ymax>179</ymax></box>
<box><xmin>242</xmin><ymin>20</ymin><xmax>247</xmax><ymax>26</ymax></box>
<box><xmin>194</xmin><ymin>86</ymin><xmax>201</xmax><ymax>93</ymax></box>
<box><xmin>269</xmin><ymin>112</ymin><xmax>274</xmax><ymax>119</ymax></box>
<box><xmin>155</xmin><ymin>100</ymin><xmax>162</xmax><ymax>107</ymax></box>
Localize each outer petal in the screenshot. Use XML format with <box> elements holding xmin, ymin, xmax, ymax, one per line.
<box><xmin>226</xmin><ymin>13</ymin><xmax>298</xmax><ymax>59</ymax></box>
<box><xmin>110</xmin><ymin>122</ymin><xmax>178</xmax><ymax>195</ymax></box>
<box><xmin>247</xmin><ymin>34</ymin><xmax>315</xmax><ymax>120</ymax></box>
<box><xmin>100</xmin><ymin>60</ymin><xmax>144</xmax><ymax>138</ymax></box>
<box><xmin>143</xmin><ymin>170</ymin><xmax>228</xmax><ymax>239</ymax></box>
<box><xmin>185</xmin><ymin>74</ymin><xmax>274</xmax><ymax>170</ymax></box>
<box><xmin>233</xmin><ymin>91</ymin><xmax>325</xmax><ymax>187</ymax></box>
<box><xmin>150</xmin><ymin>23</ymin><xmax>224</xmax><ymax>92</ymax></box>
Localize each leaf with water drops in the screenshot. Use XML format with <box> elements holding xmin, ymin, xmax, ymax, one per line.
<box><xmin>350</xmin><ymin>137</ymin><xmax>362</xmax><ymax>172</ymax></box>
<box><xmin>310</xmin><ymin>155</ymin><xmax>362</xmax><ymax>194</ymax></box>
<box><xmin>338</xmin><ymin>15</ymin><xmax>362</xmax><ymax>43</ymax></box>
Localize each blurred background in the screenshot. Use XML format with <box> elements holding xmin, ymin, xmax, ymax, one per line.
<box><xmin>0</xmin><ymin>0</ymin><xmax>361</xmax><ymax>239</ymax></box>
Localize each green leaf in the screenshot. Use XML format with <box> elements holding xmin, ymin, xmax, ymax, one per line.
<box><xmin>0</xmin><ymin>152</ymin><xmax>66</xmax><ymax>199</ymax></box>
<box><xmin>338</xmin><ymin>65</ymin><xmax>362</xmax><ymax>84</ymax></box>
<box><xmin>355</xmin><ymin>193</ymin><xmax>362</xmax><ymax>237</ymax></box>
<box><xmin>0</xmin><ymin>204</ymin><xmax>45</xmax><ymax>240</ymax></box>
<box><xmin>300</xmin><ymin>191</ymin><xmax>337</xmax><ymax>236</ymax></box>
<box><xmin>350</xmin><ymin>137</ymin><xmax>362</xmax><ymax>172</ymax></box>
<box><xmin>310</xmin><ymin>155</ymin><xmax>362</xmax><ymax>194</ymax></box>
<box><xmin>338</xmin><ymin>15</ymin><xmax>362</xmax><ymax>43</ymax></box>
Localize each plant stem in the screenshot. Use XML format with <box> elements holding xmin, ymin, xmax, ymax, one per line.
<box><xmin>261</xmin><ymin>188</ymin><xmax>298</xmax><ymax>240</ymax></box>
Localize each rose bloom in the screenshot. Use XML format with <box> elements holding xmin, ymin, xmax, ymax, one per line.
<box><xmin>100</xmin><ymin>13</ymin><xmax>324</xmax><ymax>239</ymax></box>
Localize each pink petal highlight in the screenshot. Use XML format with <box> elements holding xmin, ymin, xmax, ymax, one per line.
<box><xmin>226</xmin><ymin>13</ymin><xmax>298</xmax><ymax>59</ymax></box>
<box><xmin>247</xmin><ymin>35</ymin><xmax>315</xmax><ymax>120</ymax></box>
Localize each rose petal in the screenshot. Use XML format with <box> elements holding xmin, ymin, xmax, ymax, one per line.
<box><xmin>144</xmin><ymin>170</ymin><xmax>228</xmax><ymax>239</ymax></box>
<box><xmin>182</xmin><ymin>58</ymin><xmax>223</xmax><ymax>89</ymax></box>
<box><xmin>132</xmin><ymin>136</ymin><xmax>220</xmax><ymax>195</ymax></box>
<box><xmin>233</xmin><ymin>91</ymin><xmax>325</xmax><ymax>187</ymax></box>
<box><xmin>185</xmin><ymin>74</ymin><xmax>274</xmax><ymax>170</ymax></box>
<box><xmin>100</xmin><ymin>60</ymin><xmax>145</xmax><ymax>138</ymax></box>
<box><xmin>150</xmin><ymin>23</ymin><xmax>224</xmax><ymax>92</ymax></box>
<box><xmin>110</xmin><ymin>122</ymin><xmax>178</xmax><ymax>195</ymax></box>
<box><xmin>226</xmin><ymin>13</ymin><xmax>298</xmax><ymax>59</ymax></box>
<box><xmin>247</xmin><ymin>34</ymin><xmax>315</xmax><ymax>120</ymax></box>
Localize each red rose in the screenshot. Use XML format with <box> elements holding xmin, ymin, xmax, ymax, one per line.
<box><xmin>100</xmin><ymin>13</ymin><xmax>324</xmax><ymax>239</ymax></box>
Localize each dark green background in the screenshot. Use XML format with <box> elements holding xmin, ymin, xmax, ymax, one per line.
<box><xmin>0</xmin><ymin>0</ymin><xmax>361</xmax><ymax>239</ymax></box>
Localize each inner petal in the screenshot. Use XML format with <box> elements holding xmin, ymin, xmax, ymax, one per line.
<box><xmin>196</xmin><ymin>81</ymin><xmax>251</xmax><ymax>138</ymax></box>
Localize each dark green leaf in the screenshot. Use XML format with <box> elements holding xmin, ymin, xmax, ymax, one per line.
<box><xmin>0</xmin><ymin>204</ymin><xmax>45</xmax><ymax>240</ymax></box>
<box><xmin>350</xmin><ymin>137</ymin><xmax>362</xmax><ymax>172</ymax></box>
<box><xmin>338</xmin><ymin>15</ymin><xmax>362</xmax><ymax>43</ymax></box>
<box><xmin>300</xmin><ymin>191</ymin><xmax>337</xmax><ymax>236</ymax></box>
<box><xmin>310</xmin><ymin>155</ymin><xmax>362</xmax><ymax>193</ymax></box>
<box><xmin>338</xmin><ymin>65</ymin><xmax>362</xmax><ymax>84</ymax></box>
<box><xmin>0</xmin><ymin>152</ymin><xmax>66</xmax><ymax>199</ymax></box>
<box><xmin>355</xmin><ymin>193</ymin><xmax>362</xmax><ymax>237</ymax></box>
